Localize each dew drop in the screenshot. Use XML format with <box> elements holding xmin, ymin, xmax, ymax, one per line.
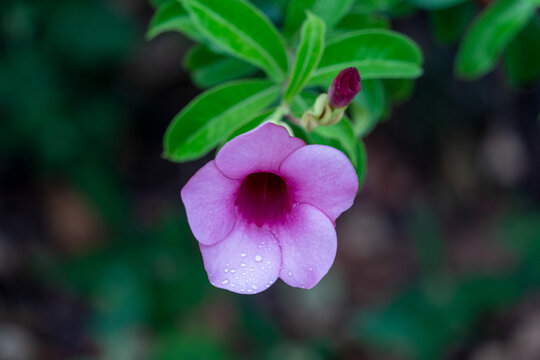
<box><xmin>240</xmin><ymin>253</ymin><xmax>247</xmax><ymax>257</ymax></box>
<box><xmin>287</xmin><ymin>271</ymin><xmax>292</xmax><ymax>276</ymax></box>
<box><xmin>254</xmin><ymin>255</ymin><xmax>262</xmax><ymax>262</ymax></box>
<box><xmin>224</xmin><ymin>268</ymin><xmax>228</xmax><ymax>273</ymax></box>
<box><xmin>240</xmin><ymin>263</ymin><xmax>246</xmax><ymax>267</ymax></box>
<box><xmin>230</xmin><ymin>269</ymin><xmax>236</xmax><ymax>273</ymax></box>
<box><xmin>221</xmin><ymin>279</ymin><xmax>229</xmax><ymax>285</ymax></box>
<box><xmin>252</xmin><ymin>285</ymin><xmax>258</xmax><ymax>290</ymax></box>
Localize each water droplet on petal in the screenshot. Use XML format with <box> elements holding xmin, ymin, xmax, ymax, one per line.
<box><xmin>287</xmin><ymin>272</ymin><xmax>292</xmax><ymax>276</ymax></box>
<box><xmin>230</xmin><ymin>269</ymin><xmax>236</xmax><ymax>273</ymax></box>
<box><xmin>240</xmin><ymin>253</ymin><xmax>246</xmax><ymax>257</ymax></box>
<box><xmin>255</xmin><ymin>255</ymin><xmax>262</xmax><ymax>262</ymax></box>
<box><xmin>252</xmin><ymin>285</ymin><xmax>258</xmax><ymax>290</ymax></box>
<box><xmin>221</xmin><ymin>279</ymin><xmax>229</xmax><ymax>285</ymax></box>
<box><xmin>240</xmin><ymin>263</ymin><xmax>246</xmax><ymax>267</ymax></box>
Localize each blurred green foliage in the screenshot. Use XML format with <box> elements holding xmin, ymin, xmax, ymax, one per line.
<box><xmin>353</xmin><ymin>206</ymin><xmax>540</xmax><ymax>360</ymax></box>
<box><xmin>0</xmin><ymin>0</ymin><xmax>135</xmax><ymax>227</ymax></box>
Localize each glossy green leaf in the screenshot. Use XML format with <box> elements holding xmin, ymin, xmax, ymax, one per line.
<box><xmin>350</xmin><ymin>79</ymin><xmax>386</xmax><ymax>137</ymax></box>
<box><xmin>146</xmin><ymin>0</ymin><xmax>203</xmax><ymax>41</ymax></box>
<box><xmin>223</xmin><ymin>109</ymin><xmax>275</xmax><ymax>143</ymax></box>
<box><xmin>406</xmin><ymin>0</ymin><xmax>468</xmax><ymax>10</ymax></box>
<box><xmin>455</xmin><ymin>0</ymin><xmax>536</xmax><ymax>79</ymax></box>
<box><xmin>184</xmin><ymin>45</ymin><xmax>258</xmax><ymax>88</ymax></box>
<box><xmin>284</xmin><ymin>13</ymin><xmax>325</xmax><ymax>103</ymax></box>
<box><xmin>182</xmin><ymin>0</ymin><xmax>288</xmax><ymax>81</ymax></box>
<box><xmin>309</xmin><ymin>29</ymin><xmax>423</xmax><ymax>86</ymax></box>
<box><xmin>429</xmin><ymin>2</ymin><xmax>475</xmax><ymax>44</ymax></box>
<box><xmin>164</xmin><ymin>80</ymin><xmax>281</xmax><ymax>161</ymax></box>
<box><xmin>504</xmin><ymin>15</ymin><xmax>540</xmax><ymax>86</ymax></box>
<box><xmin>283</xmin><ymin>0</ymin><xmax>355</xmax><ymax>39</ymax></box>
<box><xmin>192</xmin><ymin>59</ymin><xmax>259</xmax><ymax>88</ymax></box>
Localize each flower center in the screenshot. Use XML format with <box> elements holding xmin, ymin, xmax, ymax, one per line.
<box><xmin>235</xmin><ymin>172</ymin><xmax>292</xmax><ymax>227</ymax></box>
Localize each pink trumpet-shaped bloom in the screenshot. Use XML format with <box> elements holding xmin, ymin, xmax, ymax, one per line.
<box><xmin>181</xmin><ymin>123</ymin><xmax>358</xmax><ymax>294</ymax></box>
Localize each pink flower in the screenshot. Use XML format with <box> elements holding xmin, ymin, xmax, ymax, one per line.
<box><xmin>328</xmin><ymin>67</ymin><xmax>361</xmax><ymax>108</ymax></box>
<box><xmin>181</xmin><ymin>123</ymin><xmax>358</xmax><ymax>294</ymax></box>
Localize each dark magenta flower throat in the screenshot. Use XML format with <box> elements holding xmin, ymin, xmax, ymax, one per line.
<box><xmin>235</xmin><ymin>172</ymin><xmax>292</xmax><ymax>227</ymax></box>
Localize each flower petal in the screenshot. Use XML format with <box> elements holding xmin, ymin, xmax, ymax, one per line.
<box><xmin>200</xmin><ymin>223</ymin><xmax>281</xmax><ymax>294</ymax></box>
<box><xmin>275</xmin><ymin>204</ymin><xmax>337</xmax><ymax>289</ymax></box>
<box><xmin>216</xmin><ymin>122</ymin><xmax>305</xmax><ymax>179</ymax></box>
<box><xmin>181</xmin><ymin>161</ymin><xmax>240</xmax><ymax>246</ymax></box>
<box><xmin>280</xmin><ymin>144</ymin><xmax>358</xmax><ymax>222</ymax></box>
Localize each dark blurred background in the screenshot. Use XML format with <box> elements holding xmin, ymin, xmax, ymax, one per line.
<box><xmin>1</xmin><ymin>0</ymin><xmax>540</xmax><ymax>359</ymax></box>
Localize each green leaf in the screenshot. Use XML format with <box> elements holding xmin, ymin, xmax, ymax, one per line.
<box><xmin>283</xmin><ymin>13</ymin><xmax>325</xmax><ymax>103</ymax></box>
<box><xmin>283</xmin><ymin>0</ymin><xmax>355</xmax><ymax>39</ymax></box>
<box><xmin>335</xmin><ymin>11</ymin><xmax>390</xmax><ymax>31</ymax></box>
<box><xmin>223</xmin><ymin>109</ymin><xmax>274</xmax><ymax>143</ymax></box>
<box><xmin>429</xmin><ymin>2</ymin><xmax>475</xmax><ymax>44</ymax></box>
<box><xmin>406</xmin><ymin>0</ymin><xmax>468</xmax><ymax>10</ymax></box>
<box><xmin>503</xmin><ymin>15</ymin><xmax>540</xmax><ymax>86</ymax></box>
<box><xmin>164</xmin><ymin>80</ymin><xmax>280</xmax><ymax>161</ymax></box>
<box><xmin>350</xmin><ymin>79</ymin><xmax>386</xmax><ymax>137</ymax></box>
<box><xmin>146</xmin><ymin>0</ymin><xmax>203</xmax><ymax>41</ymax></box>
<box><xmin>309</xmin><ymin>29</ymin><xmax>423</xmax><ymax>86</ymax></box>
<box><xmin>184</xmin><ymin>45</ymin><xmax>258</xmax><ymax>88</ymax></box>
<box><xmin>290</xmin><ymin>91</ymin><xmax>319</xmax><ymax>118</ymax></box>
<box><xmin>353</xmin><ymin>0</ymin><xmax>401</xmax><ymax>12</ymax></box>
<box><xmin>192</xmin><ymin>59</ymin><xmax>259</xmax><ymax>88</ymax></box>
<box><xmin>455</xmin><ymin>0</ymin><xmax>536</xmax><ymax>79</ymax></box>
<box><xmin>182</xmin><ymin>0</ymin><xmax>288</xmax><ymax>81</ymax></box>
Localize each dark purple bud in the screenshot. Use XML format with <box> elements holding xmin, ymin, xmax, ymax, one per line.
<box><xmin>327</xmin><ymin>67</ymin><xmax>361</xmax><ymax>108</ymax></box>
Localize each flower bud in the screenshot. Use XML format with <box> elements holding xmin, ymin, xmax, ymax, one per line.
<box><xmin>327</xmin><ymin>67</ymin><xmax>361</xmax><ymax>108</ymax></box>
<box><xmin>300</xmin><ymin>94</ymin><xmax>331</xmax><ymax>131</ymax></box>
